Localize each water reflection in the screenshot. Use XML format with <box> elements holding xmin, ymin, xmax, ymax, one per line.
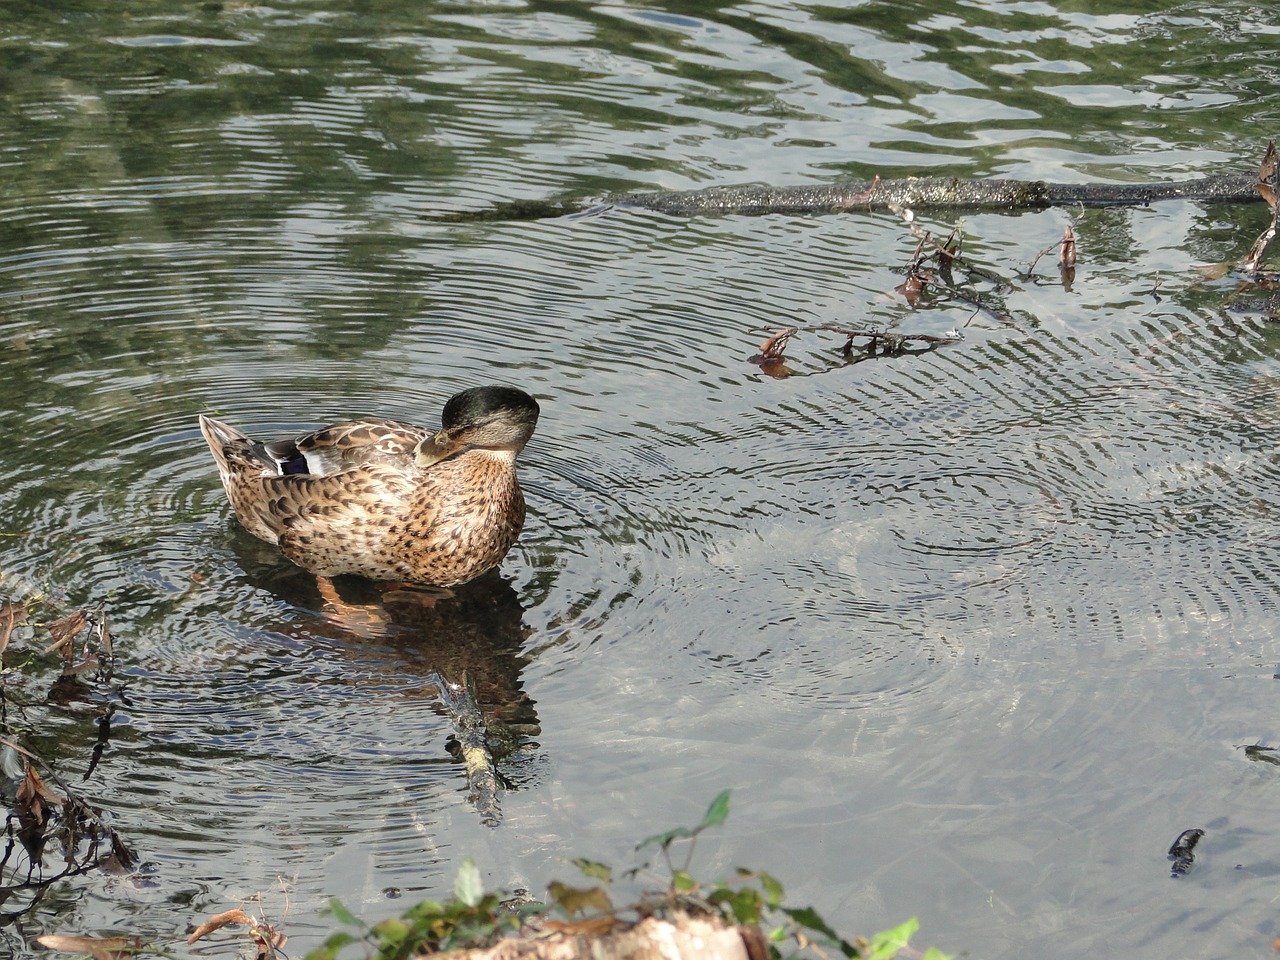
<box><xmin>5</xmin><ymin>1</ymin><xmax>1280</xmax><ymax>958</ymax></box>
<box><xmin>224</xmin><ymin>537</ymin><xmax>541</xmax><ymax>827</ymax></box>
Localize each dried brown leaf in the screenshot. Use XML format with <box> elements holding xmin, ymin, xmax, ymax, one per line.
<box><xmin>61</xmin><ymin>652</ymin><xmax>101</xmax><ymax>677</ymax></box>
<box><xmin>895</xmin><ymin>271</ymin><xmax>923</xmax><ymax>306</ymax></box>
<box><xmin>188</xmin><ymin>908</ymin><xmax>254</xmax><ymax>944</ymax></box>
<box><xmin>250</xmin><ymin>921</ymin><xmax>287</xmax><ymax>957</ymax></box>
<box><xmin>45</xmin><ymin>609</ymin><xmax>88</xmax><ymax>657</ymax></box>
<box><xmin>98</xmin><ymin>608</ymin><xmax>113</xmax><ymax>659</ymax></box>
<box><xmin>35</xmin><ymin>934</ymin><xmax>145</xmax><ymax>960</ymax></box>
<box><xmin>1059</xmin><ymin>224</ymin><xmax>1077</xmax><ymax>268</ymax></box>
<box><xmin>753</xmin><ymin>328</ymin><xmax>795</xmax><ymax>361</ymax></box>
<box><xmin>16</xmin><ymin>763</ymin><xmax>65</xmax><ymax>825</ymax></box>
<box><xmin>0</xmin><ymin>602</ymin><xmax>26</xmax><ymax>656</ymax></box>
<box><xmin>542</xmin><ymin>916</ymin><xmax>621</xmax><ymax>937</ymax></box>
<box><xmin>546</xmin><ymin>881</ymin><xmax>613</xmax><ymax>917</ymax></box>
<box><xmin>1196</xmin><ymin>261</ymin><xmax>1234</xmax><ymax>280</ymax></box>
<box><xmin>1259</xmin><ymin>140</ymin><xmax>1278</xmax><ymax>211</ymax></box>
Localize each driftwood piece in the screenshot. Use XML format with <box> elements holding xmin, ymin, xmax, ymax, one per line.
<box><xmin>612</xmin><ymin>173</ymin><xmax>1262</xmax><ymax>217</ymax></box>
<box><xmin>434</xmin><ymin>172</ymin><xmax>1263</xmax><ymax>223</ymax></box>
<box><xmin>439</xmin><ymin>674</ymin><xmax>504</xmax><ymax>828</ymax></box>
<box><xmin>434</xmin><ymin>915</ymin><xmax>769</xmax><ymax>960</ymax></box>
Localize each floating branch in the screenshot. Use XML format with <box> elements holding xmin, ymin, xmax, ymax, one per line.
<box><xmin>1241</xmin><ymin>141</ymin><xmax>1279</xmax><ymax>278</ymax></box>
<box><xmin>616</xmin><ymin>172</ymin><xmax>1262</xmax><ymax>218</ymax></box>
<box><xmin>818</xmin><ymin>325</ymin><xmax>964</xmax><ymax>357</ymax></box>
<box><xmin>433</xmin><ymin>161</ymin><xmax>1267</xmax><ymax>223</ymax></box>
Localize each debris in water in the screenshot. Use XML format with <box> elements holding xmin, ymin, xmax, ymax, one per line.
<box><xmin>1168</xmin><ymin>828</ymin><xmax>1205</xmax><ymax>877</ymax></box>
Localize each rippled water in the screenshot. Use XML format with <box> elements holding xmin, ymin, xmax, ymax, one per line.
<box><xmin>3</xmin><ymin>0</ymin><xmax>1280</xmax><ymax>957</ymax></box>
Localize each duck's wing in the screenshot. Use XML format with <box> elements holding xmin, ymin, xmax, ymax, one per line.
<box><xmin>282</xmin><ymin>419</ymin><xmax>431</xmax><ymax>476</ymax></box>
<box><xmin>242</xmin><ymin>466</ymin><xmax>423</xmax><ymax>566</ymax></box>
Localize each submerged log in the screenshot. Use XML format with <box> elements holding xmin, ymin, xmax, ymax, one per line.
<box><xmin>439</xmin><ymin>675</ymin><xmax>504</xmax><ymax>828</ymax></box>
<box><xmin>611</xmin><ymin>173</ymin><xmax>1262</xmax><ymax>217</ymax></box>
<box><xmin>434</xmin><ymin>172</ymin><xmax>1262</xmax><ymax>222</ymax></box>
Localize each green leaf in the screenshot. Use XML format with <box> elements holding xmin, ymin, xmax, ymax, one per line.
<box><xmin>866</xmin><ymin>918</ymin><xmax>920</xmax><ymax>960</ymax></box>
<box><xmin>671</xmin><ymin>870</ymin><xmax>697</xmax><ymax>891</ymax></box>
<box><xmin>513</xmin><ymin>900</ymin><xmax>548</xmax><ymax>922</ymax></box>
<box><xmin>782</xmin><ymin>905</ymin><xmax>841</xmax><ymax>941</ymax></box>
<box><xmin>307</xmin><ymin>930</ymin><xmax>356</xmax><ymax>960</ymax></box>
<box><xmin>327</xmin><ymin>897</ymin><xmax>361</xmax><ymax>928</ymax></box>
<box><xmin>572</xmin><ymin>857</ymin><xmax>613</xmax><ymax>883</ymax></box>
<box><xmin>404</xmin><ymin>899</ymin><xmax>445</xmax><ymax>922</ymax></box>
<box><xmin>455</xmin><ymin>857</ymin><xmax>484</xmax><ymax>908</ymax></box>
<box><xmin>725</xmin><ymin>888</ymin><xmax>764</xmax><ymax>926</ymax></box>
<box><xmin>698</xmin><ymin>790</ymin><xmax>731</xmax><ymax>832</ymax></box>
<box><xmin>637</xmin><ymin>825</ymin><xmax>695</xmax><ymax>851</ymax></box>
<box><xmin>372</xmin><ymin>917</ymin><xmax>410</xmax><ymax>946</ymax></box>
<box><xmin>782</xmin><ymin>906</ymin><xmax>859</xmax><ymax>957</ymax></box>
<box><xmin>638</xmin><ymin>791</ymin><xmax>731</xmax><ymax>850</ymax></box>
<box><xmin>757</xmin><ymin>870</ymin><xmax>784</xmax><ymax>909</ymax></box>
<box><xmin>921</xmin><ymin>948</ymin><xmax>953</xmax><ymax>960</ymax></box>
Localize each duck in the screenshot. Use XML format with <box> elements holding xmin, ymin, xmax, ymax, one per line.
<box><xmin>199</xmin><ymin>385</ymin><xmax>540</xmax><ymax>588</ymax></box>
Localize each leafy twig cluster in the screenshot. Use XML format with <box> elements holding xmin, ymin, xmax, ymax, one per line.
<box><xmin>305</xmin><ymin>791</ymin><xmax>949</xmax><ymax>960</ymax></box>
<box><xmin>0</xmin><ymin>599</ymin><xmax>134</xmax><ymax>928</ymax></box>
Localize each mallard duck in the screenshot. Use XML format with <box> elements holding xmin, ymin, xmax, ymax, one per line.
<box><xmin>199</xmin><ymin>385</ymin><xmax>540</xmax><ymax>587</ymax></box>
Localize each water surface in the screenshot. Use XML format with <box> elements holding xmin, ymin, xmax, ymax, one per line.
<box><xmin>2</xmin><ymin>1</ymin><xmax>1280</xmax><ymax>957</ymax></box>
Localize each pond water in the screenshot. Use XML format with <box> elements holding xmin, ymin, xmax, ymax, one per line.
<box><xmin>3</xmin><ymin>0</ymin><xmax>1280</xmax><ymax>957</ymax></box>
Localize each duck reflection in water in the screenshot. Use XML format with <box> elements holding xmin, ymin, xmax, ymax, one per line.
<box><xmin>231</xmin><ymin>542</ymin><xmax>541</xmax><ymax>827</ymax></box>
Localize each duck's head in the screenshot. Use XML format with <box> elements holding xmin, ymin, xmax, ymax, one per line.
<box><xmin>414</xmin><ymin>385</ymin><xmax>541</xmax><ymax>468</ymax></box>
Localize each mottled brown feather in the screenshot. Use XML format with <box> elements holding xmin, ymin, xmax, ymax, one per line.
<box><xmin>294</xmin><ymin>419</ymin><xmax>427</xmax><ymax>472</ymax></box>
<box><xmin>198</xmin><ymin>388</ymin><xmax>537</xmax><ymax>587</ymax></box>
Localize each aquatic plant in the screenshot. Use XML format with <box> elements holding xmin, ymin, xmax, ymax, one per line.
<box><xmin>304</xmin><ymin>791</ymin><xmax>951</xmax><ymax>960</ymax></box>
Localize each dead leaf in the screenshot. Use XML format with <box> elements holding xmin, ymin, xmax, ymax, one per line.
<box><xmin>97</xmin><ymin>605</ymin><xmax>112</xmax><ymax>659</ymax></box>
<box><xmin>542</xmin><ymin>916</ymin><xmax>621</xmax><ymax>937</ymax></box>
<box><xmin>895</xmin><ymin>271</ymin><xmax>923</xmax><ymax>306</ymax></box>
<box><xmin>546</xmin><ymin>881</ymin><xmax>613</xmax><ymax>917</ymax></box>
<box><xmin>61</xmin><ymin>652</ymin><xmax>101</xmax><ymax>677</ymax></box>
<box><xmin>1259</xmin><ymin>140</ymin><xmax>1277</xmax><ymax>211</ymax></box>
<box><xmin>35</xmin><ymin>934</ymin><xmax>144</xmax><ymax>960</ymax></box>
<box><xmin>45</xmin><ymin>609</ymin><xmax>87</xmax><ymax>658</ymax></box>
<box><xmin>16</xmin><ymin>763</ymin><xmax>65</xmax><ymax>826</ymax></box>
<box><xmin>1059</xmin><ymin>224</ymin><xmax>1077</xmax><ymax>268</ymax></box>
<box><xmin>1196</xmin><ymin>261</ymin><xmax>1234</xmax><ymax>281</ymax></box>
<box><xmin>0</xmin><ymin>603</ymin><xmax>26</xmax><ymax>656</ymax></box>
<box><xmin>753</xmin><ymin>328</ymin><xmax>795</xmax><ymax>361</ymax></box>
<box><xmin>249</xmin><ymin>921</ymin><xmax>287</xmax><ymax>959</ymax></box>
<box><xmin>188</xmin><ymin>908</ymin><xmax>253</xmax><ymax>944</ymax></box>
